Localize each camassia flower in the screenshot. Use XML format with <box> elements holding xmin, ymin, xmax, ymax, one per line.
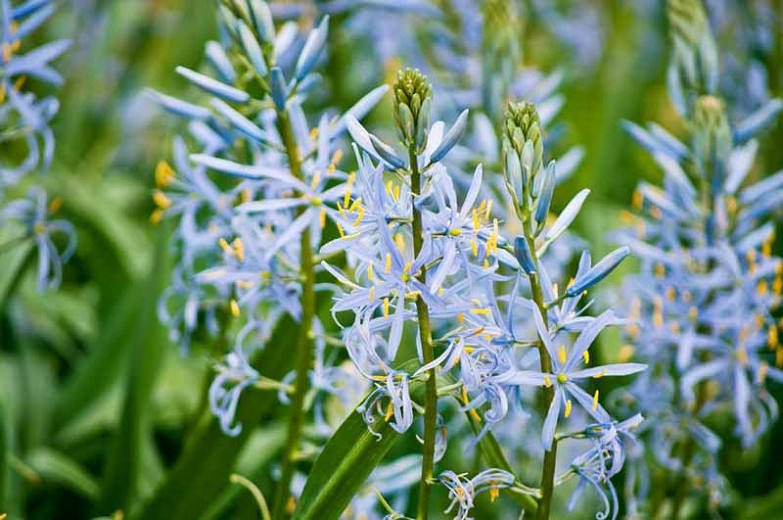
<box><xmin>437</xmin><ymin>469</ymin><xmax>514</xmax><ymax>520</ymax></box>
<box><xmin>496</xmin><ymin>305</ymin><xmax>645</xmax><ymax>451</ymax></box>
<box><xmin>1</xmin><ymin>0</ymin><xmax>70</xmax><ymax>186</ymax></box>
<box><xmin>1</xmin><ymin>187</ymin><xmax>75</xmax><ymax>290</ymax></box>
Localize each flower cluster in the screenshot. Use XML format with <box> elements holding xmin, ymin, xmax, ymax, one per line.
<box><xmin>325</xmin><ymin>68</ymin><xmax>645</xmax><ymax>518</ymax></box>
<box><xmin>1</xmin><ymin>0</ymin><xmax>73</xmax><ymax>290</ymax></box>
<box><xmin>613</xmin><ymin>0</ymin><xmax>783</xmax><ymax>515</ymax></box>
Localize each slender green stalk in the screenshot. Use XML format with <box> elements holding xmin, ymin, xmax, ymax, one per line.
<box><xmin>410</xmin><ymin>147</ymin><xmax>437</xmax><ymax>520</ymax></box>
<box><xmin>522</xmin><ymin>212</ymin><xmax>558</xmax><ymax>520</ymax></box>
<box><xmin>272</xmin><ymin>108</ymin><xmax>316</xmax><ymax>519</ymax></box>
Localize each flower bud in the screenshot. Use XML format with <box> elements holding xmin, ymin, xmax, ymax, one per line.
<box><xmin>502</xmin><ymin>101</ymin><xmax>543</xmax><ymax>218</ymax></box>
<box><xmin>666</xmin><ymin>0</ymin><xmax>719</xmax><ymax>110</ymax></box>
<box><xmin>693</xmin><ymin>95</ymin><xmax>731</xmax><ymax>172</ymax></box>
<box><xmin>393</xmin><ymin>68</ymin><xmax>432</xmax><ymax>152</ymax></box>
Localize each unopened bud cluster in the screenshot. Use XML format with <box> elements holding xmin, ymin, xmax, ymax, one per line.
<box><xmin>393</xmin><ymin>68</ymin><xmax>432</xmax><ymax>152</ymax></box>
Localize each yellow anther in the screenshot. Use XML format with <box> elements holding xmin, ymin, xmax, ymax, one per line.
<box><xmin>759</xmin><ymin>362</ymin><xmax>769</xmax><ymax>383</ymax></box>
<box><xmin>757</xmin><ymin>280</ymin><xmax>769</xmax><ymax>296</ymax></box>
<box><xmin>353</xmin><ymin>205</ymin><xmax>365</xmax><ymax>227</ymax></box>
<box><xmin>319</xmin><ymin>208</ymin><xmax>327</xmax><ymax>228</ymax></box>
<box><xmin>768</xmin><ymin>326</ymin><xmax>779</xmax><ymax>350</ymax></box>
<box><xmin>490</xmin><ymin>487</ymin><xmax>499</xmax><ymax>502</ymax></box>
<box><xmin>632</xmin><ymin>189</ymin><xmax>643</xmax><ymax>210</ymax></box>
<box><xmin>395</xmin><ymin>233</ymin><xmax>405</xmax><ymax>252</ymax></box>
<box><xmin>48</xmin><ymin>196</ymin><xmax>62</xmax><ymax>214</ymax></box>
<box><xmin>383</xmin><ymin>297</ymin><xmax>390</xmax><ymax>318</ymax></box>
<box><xmin>737</xmin><ymin>346</ymin><xmax>748</xmax><ymax>366</ymax></box>
<box><xmin>309</xmin><ymin>127</ymin><xmax>319</xmax><ymax>140</ymax></box>
<box><xmin>385</xmin><ymin>402</ymin><xmax>394</xmax><ymax>421</ymax></box>
<box><xmin>777</xmin><ymin>348</ymin><xmax>783</xmax><ymax>368</ymax></box>
<box><xmin>448</xmin><ymin>228</ymin><xmax>462</xmax><ymax>236</ymax></box>
<box><xmin>406</xmin><ymin>291</ymin><xmax>421</xmax><ymax>299</ymax></box>
<box><xmin>150</xmin><ymin>208</ymin><xmax>164</xmax><ymax>224</ymax></box>
<box><xmin>155</xmin><ymin>161</ymin><xmax>176</xmax><ymax>187</ymax></box>
<box><xmin>592</xmin><ymin>390</ymin><xmax>600</xmax><ymax>412</ymax></box>
<box><xmin>619</xmin><ymin>344</ymin><xmax>634</xmax><ymax>362</ymax></box>
<box><xmin>349</xmin><ymin>197</ymin><xmax>362</xmax><ymax>212</ymax></box>
<box><xmin>472</xmin><ymin>209</ymin><xmax>480</xmax><ymax>231</ymax></box>
<box><xmin>653</xmin><ymin>296</ymin><xmax>664</xmax><ymax>328</ymax></box>
<box><xmin>543</xmin><ymin>375</ymin><xmax>552</xmax><ymax>388</ymax></box>
<box><xmin>471</xmin><ymin>239</ymin><xmax>478</xmax><ymax>257</ymax></box>
<box><xmin>688</xmin><ymin>305</ymin><xmax>698</xmax><ymax>322</ymax></box>
<box><xmin>558</xmin><ymin>345</ymin><xmax>567</xmax><ymax>364</ymax></box>
<box><xmin>552</xmin><ymin>283</ymin><xmax>559</xmax><ymax>299</ymax></box>
<box><xmin>218</xmin><ymin>237</ymin><xmax>232</xmax><ymax>255</ymax></box>
<box><xmin>653</xmin><ymin>263</ymin><xmax>665</xmax><ymax>278</ymax></box>
<box><xmin>457</xmin><ymin>313</ymin><xmax>465</xmax><ymax>323</ymax></box>
<box><xmin>367</xmin><ymin>262</ymin><xmax>374</xmax><ymax>281</ymax></box>
<box><xmin>666</xmin><ymin>287</ymin><xmax>676</xmax><ymax>301</ymax></box>
<box><xmin>386</xmin><ymin>180</ymin><xmax>393</xmax><ymax>195</ymax></box>
<box><xmin>153</xmin><ymin>189</ymin><xmax>172</xmax><ymax>209</ymax></box>
<box><xmin>583</xmin><ymin>350</ymin><xmax>590</xmax><ymax>364</ymax></box>
<box><xmin>368</xmin><ymin>286</ymin><xmax>375</xmax><ymax>301</ymax></box>
<box><xmin>337</xmin><ymin>202</ymin><xmax>346</xmax><ymax>219</ymax></box>
<box><xmin>393</xmin><ymin>185</ymin><xmax>400</xmax><ymax>201</ymax></box>
<box><xmin>236</xmin><ymin>280</ymin><xmax>253</xmax><ymax>289</ymax></box>
<box><xmin>233</xmin><ymin>238</ymin><xmax>245</xmax><ymax>262</ymax></box>
<box><xmin>485</xmin><ymin>199</ymin><xmax>493</xmax><ymax>220</ymax></box>
<box><xmin>230</xmin><ymin>299</ymin><xmax>240</xmax><ymax>316</ymax></box>
<box><xmin>310</xmin><ymin>170</ymin><xmax>322</xmax><ymax>190</ymax></box>
<box><xmin>469</xmin><ymin>308</ymin><xmax>491</xmax><ymax>315</ymax></box>
<box><xmin>564</xmin><ymin>399</ymin><xmax>572</xmax><ymax>418</ymax></box>
<box><xmin>557</xmin><ymin>373</ymin><xmax>568</xmax><ymax>384</ymax></box>
<box><xmin>385</xmin><ymin>253</ymin><xmax>392</xmax><ymax>274</ymax></box>
<box><xmin>592</xmin><ymin>369</ymin><xmax>608</xmax><ymax>379</ymax></box>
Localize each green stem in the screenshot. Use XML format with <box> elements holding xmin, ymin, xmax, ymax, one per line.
<box><xmin>522</xmin><ymin>211</ymin><xmax>557</xmax><ymax>520</ymax></box>
<box><xmin>272</xmin><ymin>108</ymin><xmax>315</xmax><ymax>519</ymax></box>
<box><xmin>410</xmin><ymin>147</ymin><xmax>437</xmax><ymax>520</ymax></box>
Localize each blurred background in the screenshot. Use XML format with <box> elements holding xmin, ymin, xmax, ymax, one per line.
<box><xmin>1</xmin><ymin>1</ymin><xmax>782</xmax><ymax>519</ymax></box>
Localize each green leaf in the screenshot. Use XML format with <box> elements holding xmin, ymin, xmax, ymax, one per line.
<box><xmin>292</xmin><ymin>359</ymin><xmax>429</xmax><ymax>520</ymax></box>
<box><xmin>98</xmin><ymin>229</ymin><xmax>170</xmax><ymax>513</ymax></box>
<box><xmin>0</xmin><ymin>402</ymin><xmax>9</xmax><ymax>508</ymax></box>
<box><xmin>291</xmin><ymin>404</ymin><xmax>401</xmax><ymax>520</ymax></box>
<box><xmin>27</xmin><ymin>447</ymin><xmax>100</xmax><ymax>500</ymax></box>
<box><xmin>0</xmin><ymin>239</ymin><xmax>33</xmax><ymax>309</ymax></box>
<box><xmin>129</xmin><ymin>316</ymin><xmax>297</xmax><ymax>520</ymax></box>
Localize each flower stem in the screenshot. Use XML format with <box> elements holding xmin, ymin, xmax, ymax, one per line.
<box><xmin>272</xmin><ymin>108</ymin><xmax>315</xmax><ymax>519</ymax></box>
<box><xmin>522</xmin><ymin>212</ymin><xmax>557</xmax><ymax>520</ymax></box>
<box><xmin>410</xmin><ymin>147</ymin><xmax>437</xmax><ymax>520</ymax></box>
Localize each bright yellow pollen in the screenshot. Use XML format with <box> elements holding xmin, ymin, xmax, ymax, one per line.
<box><xmin>558</xmin><ymin>345</ymin><xmax>567</xmax><ymax>364</ymax></box>
<box><xmin>564</xmin><ymin>399</ymin><xmax>572</xmax><ymax>418</ymax></box>
<box><xmin>592</xmin><ymin>369</ymin><xmax>608</xmax><ymax>379</ymax></box>
<box><xmin>153</xmin><ymin>190</ymin><xmax>172</xmax><ymax>209</ymax></box>
<box><xmin>367</xmin><ymin>262</ymin><xmax>374</xmax><ymax>281</ymax></box>
<box><xmin>543</xmin><ymin>375</ymin><xmax>552</xmax><ymax>387</ymax></box>
<box><xmin>230</xmin><ymin>299</ymin><xmax>240</xmax><ymax>316</ymax></box>
<box><xmin>556</xmin><ymin>373</ymin><xmax>568</xmax><ymax>384</ymax></box>
<box><xmin>155</xmin><ymin>161</ymin><xmax>176</xmax><ymax>187</ymax></box>
<box><xmin>592</xmin><ymin>390</ymin><xmax>599</xmax><ymax>411</ymax></box>
<box><xmin>383</xmin><ymin>298</ymin><xmax>390</xmax><ymax>318</ymax></box>
<box><xmin>449</xmin><ymin>228</ymin><xmax>462</xmax><ymax>236</ymax></box>
<box><xmin>385</xmin><ymin>253</ymin><xmax>392</xmax><ymax>274</ymax></box>
<box><xmin>583</xmin><ymin>351</ymin><xmax>590</xmax><ymax>364</ymax></box>
<box><xmin>471</xmin><ymin>239</ymin><xmax>478</xmax><ymax>257</ymax></box>
<box><xmin>319</xmin><ymin>208</ymin><xmax>327</xmax><ymax>228</ymax></box>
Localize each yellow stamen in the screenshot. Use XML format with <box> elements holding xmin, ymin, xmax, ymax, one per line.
<box><xmin>558</xmin><ymin>345</ymin><xmax>567</xmax><ymax>364</ymax></box>
<box><xmin>385</xmin><ymin>253</ymin><xmax>392</xmax><ymax>274</ymax></box>
<box><xmin>230</xmin><ymin>299</ymin><xmax>240</xmax><ymax>316</ymax></box>
<box><xmin>592</xmin><ymin>390</ymin><xmax>600</xmax><ymax>411</ymax></box>
<box><xmin>543</xmin><ymin>375</ymin><xmax>552</xmax><ymax>388</ymax></box>
<box><xmin>383</xmin><ymin>297</ymin><xmax>390</xmax><ymax>318</ymax></box>
<box><xmin>48</xmin><ymin>196</ymin><xmax>62</xmax><ymax>214</ymax></box>
<box><xmin>153</xmin><ymin>190</ymin><xmax>172</xmax><ymax>209</ymax></box>
<box><xmin>564</xmin><ymin>399</ymin><xmax>572</xmax><ymax>418</ymax></box>
<box><xmin>619</xmin><ymin>344</ymin><xmax>634</xmax><ymax>362</ymax></box>
<box><xmin>155</xmin><ymin>161</ymin><xmax>176</xmax><ymax>187</ymax></box>
<box><xmin>583</xmin><ymin>350</ymin><xmax>590</xmax><ymax>364</ymax></box>
<box><xmin>469</xmin><ymin>308</ymin><xmax>491</xmax><ymax>315</ymax></box>
<box><xmin>592</xmin><ymin>369</ymin><xmax>608</xmax><ymax>379</ymax></box>
<box><xmin>233</xmin><ymin>238</ymin><xmax>245</xmax><ymax>262</ymax></box>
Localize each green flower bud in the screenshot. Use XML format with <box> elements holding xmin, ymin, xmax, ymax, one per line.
<box><xmin>693</xmin><ymin>95</ymin><xmax>731</xmax><ymax>171</ymax></box>
<box><xmin>502</xmin><ymin>101</ymin><xmax>544</xmax><ymax>220</ymax></box>
<box><xmin>666</xmin><ymin>0</ymin><xmax>719</xmax><ymax>106</ymax></box>
<box><xmin>393</xmin><ymin>68</ymin><xmax>432</xmax><ymax>152</ymax></box>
